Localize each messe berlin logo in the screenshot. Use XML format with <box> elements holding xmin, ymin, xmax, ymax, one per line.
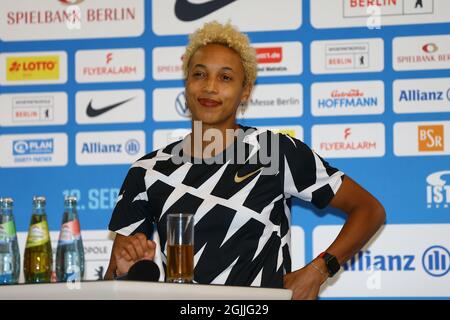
<box><xmin>422</xmin><ymin>245</ymin><xmax>450</xmax><ymax>277</ymax></box>
<box><xmin>426</xmin><ymin>170</ymin><xmax>450</xmax><ymax>209</ymax></box>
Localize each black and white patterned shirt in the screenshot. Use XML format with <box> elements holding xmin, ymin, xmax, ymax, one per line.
<box><xmin>108</xmin><ymin>125</ymin><xmax>344</xmax><ymax>288</ymax></box>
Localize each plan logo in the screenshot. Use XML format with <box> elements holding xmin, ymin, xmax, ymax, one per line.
<box><xmin>13</xmin><ymin>139</ymin><xmax>53</xmax><ymax>155</ymax></box>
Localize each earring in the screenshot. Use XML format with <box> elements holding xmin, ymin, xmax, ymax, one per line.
<box><xmin>240</xmin><ymin>102</ymin><xmax>246</xmax><ymax>115</ymax></box>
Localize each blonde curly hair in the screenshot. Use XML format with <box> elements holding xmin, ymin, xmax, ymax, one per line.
<box><xmin>182</xmin><ymin>21</ymin><xmax>257</xmax><ymax>86</ymax></box>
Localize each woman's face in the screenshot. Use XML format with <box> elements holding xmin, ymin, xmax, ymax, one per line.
<box><xmin>185</xmin><ymin>43</ymin><xmax>252</xmax><ymax>128</ymax></box>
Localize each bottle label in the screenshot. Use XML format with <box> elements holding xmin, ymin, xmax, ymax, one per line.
<box><xmin>0</xmin><ymin>221</ymin><xmax>16</xmax><ymax>243</ymax></box>
<box><xmin>26</xmin><ymin>221</ymin><xmax>50</xmax><ymax>248</ymax></box>
<box><xmin>58</xmin><ymin>220</ymin><xmax>81</xmax><ymax>244</ymax></box>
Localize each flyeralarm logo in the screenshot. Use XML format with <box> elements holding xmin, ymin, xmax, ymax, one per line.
<box><xmin>0</xmin><ymin>0</ymin><xmax>144</xmax><ymax>41</ymax></box>
<box><xmin>312</xmin><ymin>123</ymin><xmax>385</xmax><ymax>158</ymax></box>
<box><xmin>76</xmin><ymin>48</ymin><xmax>145</xmax><ymax>83</ymax></box>
<box><xmin>0</xmin><ymin>51</ymin><xmax>67</xmax><ymax>85</ymax></box>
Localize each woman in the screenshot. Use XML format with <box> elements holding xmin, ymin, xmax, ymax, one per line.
<box><xmin>105</xmin><ymin>21</ymin><xmax>386</xmax><ymax>300</ymax></box>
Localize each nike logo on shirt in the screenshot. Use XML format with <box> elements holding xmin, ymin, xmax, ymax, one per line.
<box><xmin>234</xmin><ymin>168</ymin><xmax>263</xmax><ymax>183</ymax></box>
<box><xmin>86</xmin><ymin>97</ymin><xmax>134</xmax><ymax>117</ymax></box>
<box><xmin>175</xmin><ymin>0</ymin><xmax>237</xmax><ymax>22</ymax></box>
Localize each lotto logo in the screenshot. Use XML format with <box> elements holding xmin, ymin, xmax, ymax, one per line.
<box><xmin>418</xmin><ymin>125</ymin><xmax>444</xmax><ymax>152</ymax></box>
<box><xmin>6</xmin><ymin>56</ymin><xmax>60</xmax><ymax>81</ymax></box>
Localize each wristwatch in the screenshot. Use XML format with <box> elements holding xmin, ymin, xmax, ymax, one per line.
<box><xmin>318</xmin><ymin>252</ymin><xmax>340</xmax><ymax>277</ymax></box>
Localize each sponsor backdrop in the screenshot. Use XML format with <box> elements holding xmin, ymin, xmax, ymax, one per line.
<box><xmin>0</xmin><ymin>0</ymin><xmax>449</xmax><ymax>298</ymax></box>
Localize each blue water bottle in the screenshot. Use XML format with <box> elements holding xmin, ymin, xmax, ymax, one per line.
<box><xmin>0</xmin><ymin>197</ymin><xmax>20</xmax><ymax>284</ymax></box>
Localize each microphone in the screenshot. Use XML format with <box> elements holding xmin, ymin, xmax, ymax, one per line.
<box><xmin>115</xmin><ymin>260</ymin><xmax>160</xmax><ymax>282</ymax></box>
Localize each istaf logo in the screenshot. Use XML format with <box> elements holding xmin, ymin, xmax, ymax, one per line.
<box><xmin>175</xmin><ymin>0</ymin><xmax>237</xmax><ymax>21</ymax></box>
<box><xmin>426</xmin><ymin>170</ymin><xmax>450</xmax><ymax>209</ymax></box>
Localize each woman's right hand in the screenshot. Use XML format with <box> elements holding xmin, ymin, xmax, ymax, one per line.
<box><xmin>113</xmin><ymin>233</ymin><xmax>156</xmax><ymax>277</ymax></box>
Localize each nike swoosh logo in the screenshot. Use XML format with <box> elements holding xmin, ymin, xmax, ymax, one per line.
<box><xmin>86</xmin><ymin>97</ymin><xmax>135</xmax><ymax>117</ymax></box>
<box><xmin>234</xmin><ymin>168</ymin><xmax>263</xmax><ymax>183</ymax></box>
<box><xmin>175</xmin><ymin>0</ymin><xmax>237</xmax><ymax>22</ymax></box>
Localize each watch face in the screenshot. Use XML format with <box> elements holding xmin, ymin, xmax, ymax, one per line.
<box><xmin>324</xmin><ymin>253</ymin><xmax>340</xmax><ymax>276</ymax></box>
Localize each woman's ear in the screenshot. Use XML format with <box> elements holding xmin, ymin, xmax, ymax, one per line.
<box><xmin>241</xmin><ymin>83</ymin><xmax>253</xmax><ymax>104</ymax></box>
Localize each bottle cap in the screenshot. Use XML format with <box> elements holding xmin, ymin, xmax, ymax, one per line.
<box><xmin>64</xmin><ymin>196</ymin><xmax>77</xmax><ymax>203</ymax></box>
<box><xmin>33</xmin><ymin>196</ymin><xmax>46</xmax><ymax>204</ymax></box>
<box><xmin>0</xmin><ymin>197</ymin><xmax>13</xmax><ymax>205</ymax></box>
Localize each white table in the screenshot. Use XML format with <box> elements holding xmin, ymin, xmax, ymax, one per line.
<box><xmin>0</xmin><ymin>280</ymin><xmax>292</xmax><ymax>300</ymax></box>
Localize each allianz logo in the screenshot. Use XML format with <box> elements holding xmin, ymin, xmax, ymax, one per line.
<box><xmin>13</xmin><ymin>138</ymin><xmax>54</xmax><ymax>155</ymax></box>
<box><xmin>398</xmin><ymin>89</ymin><xmax>450</xmax><ymax>102</ymax></box>
<box><xmin>81</xmin><ymin>139</ymin><xmax>140</xmax><ymax>156</ymax></box>
<box><xmin>343</xmin><ymin>246</ymin><xmax>449</xmax><ymax>277</ymax></box>
<box><xmin>427</xmin><ymin>171</ymin><xmax>450</xmax><ymax>209</ymax></box>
